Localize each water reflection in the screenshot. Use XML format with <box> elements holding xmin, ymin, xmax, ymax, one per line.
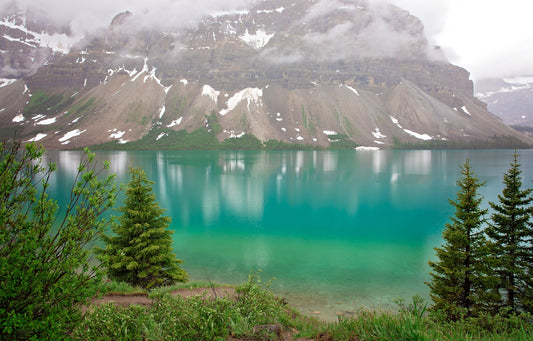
<box><xmin>45</xmin><ymin>149</ymin><xmax>452</xmax><ymax>233</ymax></box>
<box><xmin>43</xmin><ymin>149</ymin><xmax>533</xmax><ymax>320</ymax></box>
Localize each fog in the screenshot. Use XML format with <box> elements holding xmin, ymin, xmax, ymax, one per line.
<box><xmin>5</xmin><ymin>0</ymin><xmax>251</xmax><ymax>35</ymax></box>
<box><xmin>4</xmin><ymin>0</ymin><xmax>533</xmax><ymax>80</ymax></box>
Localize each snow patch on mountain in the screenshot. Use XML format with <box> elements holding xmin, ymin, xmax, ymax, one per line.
<box><xmin>167</xmin><ymin>117</ymin><xmax>183</xmax><ymax>127</ymax></box>
<box><xmin>220</xmin><ymin>88</ymin><xmax>263</xmax><ymax>116</ymax></box>
<box><xmin>12</xmin><ymin>114</ymin><xmax>24</xmax><ymax>123</ymax></box>
<box><xmin>131</xmin><ymin>58</ymin><xmax>149</xmax><ymax>82</ymax></box>
<box><xmin>109</xmin><ymin>130</ymin><xmax>125</xmax><ymax>139</ymax></box>
<box><xmin>202</xmin><ymin>85</ymin><xmax>220</xmax><ymax>102</ymax></box>
<box><xmin>0</xmin><ymin>78</ymin><xmax>17</xmax><ymax>88</ymax></box>
<box><xmin>356</xmin><ymin>146</ymin><xmax>380</xmax><ymax>151</ymax></box>
<box><xmin>240</xmin><ymin>29</ymin><xmax>274</xmax><ymax>50</ymax></box>
<box><xmin>26</xmin><ymin>133</ymin><xmax>47</xmax><ymax>142</ymax></box>
<box><xmin>36</xmin><ymin>117</ymin><xmax>57</xmax><ymax>125</ymax></box>
<box><xmin>257</xmin><ymin>7</ymin><xmax>285</xmax><ymax>14</ymax></box>
<box><xmin>403</xmin><ymin>129</ymin><xmax>432</xmax><ymax>140</ymax></box>
<box><xmin>390</xmin><ymin>116</ymin><xmax>403</xmax><ymax>128</ymax></box>
<box><xmin>0</xmin><ymin>16</ymin><xmax>79</xmax><ymax>54</ymax></box>
<box><xmin>211</xmin><ymin>9</ymin><xmax>250</xmax><ymax>17</ymax></box>
<box><xmin>59</xmin><ymin>129</ymin><xmax>86</xmax><ymax>143</ymax></box>
<box><xmin>345</xmin><ymin>85</ymin><xmax>360</xmax><ymax>96</ymax></box>
<box><xmin>391</xmin><ymin>116</ymin><xmax>432</xmax><ymax>140</ymax></box>
<box><xmin>372</xmin><ymin>128</ymin><xmax>386</xmax><ymax>139</ymax></box>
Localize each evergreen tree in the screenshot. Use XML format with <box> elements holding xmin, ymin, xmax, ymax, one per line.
<box><xmin>427</xmin><ymin>159</ymin><xmax>498</xmax><ymax>319</ymax></box>
<box><xmin>98</xmin><ymin>167</ymin><xmax>188</xmax><ymax>289</ymax></box>
<box><xmin>488</xmin><ymin>152</ymin><xmax>533</xmax><ymax>314</ymax></box>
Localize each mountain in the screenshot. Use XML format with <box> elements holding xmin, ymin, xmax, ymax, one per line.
<box><xmin>0</xmin><ymin>0</ymin><xmax>531</xmax><ymax>150</ymax></box>
<box><xmin>475</xmin><ymin>77</ymin><xmax>533</xmax><ymax>127</ymax></box>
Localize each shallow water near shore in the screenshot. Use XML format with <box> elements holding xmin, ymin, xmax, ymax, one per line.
<box><xmin>44</xmin><ymin>149</ymin><xmax>533</xmax><ymax>321</ymax></box>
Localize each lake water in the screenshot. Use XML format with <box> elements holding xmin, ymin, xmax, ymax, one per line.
<box><xmin>43</xmin><ymin>150</ymin><xmax>533</xmax><ymax>320</ymax></box>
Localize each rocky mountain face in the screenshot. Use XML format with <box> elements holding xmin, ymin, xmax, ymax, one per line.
<box><xmin>0</xmin><ymin>0</ymin><xmax>530</xmax><ymax>149</ymax></box>
<box><xmin>476</xmin><ymin>77</ymin><xmax>533</xmax><ymax>127</ymax></box>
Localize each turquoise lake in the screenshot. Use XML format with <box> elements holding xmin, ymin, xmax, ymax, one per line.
<box><xmin>43</xmin><ymin>150</ymin><xmax>533</xmax><ymax>320</ymax></box>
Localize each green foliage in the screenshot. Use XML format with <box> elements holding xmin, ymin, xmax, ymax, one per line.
<box><xmin>74</xmin><ymin>273</ymin><xmax>296</xmax><ymax>341</ymax></box>
<box><xmin>392</xmin><ymin>135</ymin><xmax>532</xmax><ymax>150</ymax></box>
<box><xmin>73</xmin><ymin>303</ymin><xmax>160</xmax><ymax>341</ymax></box>
<box><xmin>100</xmin><ymin>280</ymin><xmax>146</xmax><ymax>295</ymax></box>
<box><xmin>263</xmin><ymin>139</ymin><xmax>318</xmax><ymax>150</ymax></box>
<box><xmin>320</xmin><ymin>297</ymin><xmax>533</xmax><ymax>341</ymax></box>
<box><xmin>23</xmin><ymin>90</ymin><xmax>78</xmax><ymax>120</ymax></box>
<box><xmin>428</xmin><ymin>160</ymin><xmax>499</xmax><ymax>320</ymax></box>
<box><xmin>98</xmin><ymin>168</ymin><xmax>188</xmax><ymax>289</ymax></box>
<box><xmin>487</xmin><ymin>152</ymin><xmax>533</xmax><ymax>314</ymax></box>
<box><xmin>74</xmin><ymin>276</ymin><xmax>533</xmax><ymax>341</ymax></box>
<box><xmin>92</xmin><ymin>126</ymin><xmax>322</xmax><ymax>151</ymax></box>
<box><xmin>221</xmin><ymin>134</ymin><xmax>264</xmax><ymax>150</ymax></box>
<box><xmin>206</xmin><ymin>111</ymin><xmax>222</xmax><ymax>134</ymax></box>
<box><xmin>0</xmin><ymin>141</ymin><xmax>117</xmax><ymax>340</ymax></box>
<box><xmin>148</xmin><ymin>281</ymin><xmax>226</xmax><ymax>299</ymax></box>
<box><xmin>327</xmin><ymin>133</ymin><xmax>359</xmax><ymax>150</ymax></box>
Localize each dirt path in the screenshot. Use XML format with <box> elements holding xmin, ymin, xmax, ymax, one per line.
<box><xmin>89</xmin><ymin>286</ymin><xmax>237</xmax><ymax>308</ymax></box>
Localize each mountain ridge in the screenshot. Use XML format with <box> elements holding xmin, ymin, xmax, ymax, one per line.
<box><xmin>0</xmin><ymin>0</ymin><xmax>531</xmax><ymax>149</ymax></box>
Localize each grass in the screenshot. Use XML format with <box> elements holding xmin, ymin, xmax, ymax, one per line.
<box><xmin>73</xmin><ymin>276</ymin><xmax>533</xmax><ymax>341</ymax></box>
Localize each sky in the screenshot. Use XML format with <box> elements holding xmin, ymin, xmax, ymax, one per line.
<box><xmin>4</xmin><ymin>0</ymin><xmax>533</xmax><ymax>81</ymax></box>
<box><xmin>389</xmin><ymin>0</ymin><xmax>533</xmax><ymax>80</ymax></box>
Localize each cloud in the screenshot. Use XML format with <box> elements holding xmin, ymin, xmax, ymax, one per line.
<box><xmin>5</xmin><ymin>0</ymin><xmax>533</xmax><ymax>79</ymax></box>
<box><xmin>297</xmin><ymin>2</ymin><xmax>428</xmax><ymax>62</ymax></box>
<box><xmin>303</xmin><ymin>0</ymin><xmax>347</xmax><ymax>21</ymax></box>
<box><xmin>388</xmin><ymin>0</ymin><xmax>533</xmax><ymax>79</ymax></box>
<box><xmin>259</xmin><ymin>46</ymin><xmax>305</xmax><ymax>65</ymax></box>
<box><xmin>387</xmin><ymin>0</ymin><xmax>451</xmax><ymax>39</ymax></box>
<box><xmin>433</xmin><ymin>0</ymin><xmax>533</xmax><ymax>80</ymax></box>
<box><xmin>9</xmin><ymin>0</ymin><xmax>251</xmax><ymax>35</ymax></box>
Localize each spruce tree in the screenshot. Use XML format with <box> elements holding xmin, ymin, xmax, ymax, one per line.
<box><xmin>488</xmin><ymin>152</ymin><xmax>533</xmax><ymax>314</ymax></box>
<box><xmin>427</xmin><ymin>159</ymin><xmax>497</xmax><ymax>319</ymax></box>
<box><xmin>98</xmin><ymin>167</ymin><xmax>188</xmax><ymax>289</ymax></box>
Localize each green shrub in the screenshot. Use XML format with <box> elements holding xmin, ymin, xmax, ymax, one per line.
<box><xmin>0</xmin><ymin>142</ymin><xmax>117</xmax><ymax>340</ymax></box>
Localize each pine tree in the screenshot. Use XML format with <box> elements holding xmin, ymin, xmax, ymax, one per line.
<box><xmin>98</xmin><ymin>167</ymin><xmax>188</xmax><ymax>289</ymax></box>
<box><xmin>488</xmin><ymin>152</ymin><xmax>533</xmax><ymax>314</ymax></box>
<box><xmin>427</xmin><ymin>159</ymin><xmax>498</xmax><ymax>320</ymax></box>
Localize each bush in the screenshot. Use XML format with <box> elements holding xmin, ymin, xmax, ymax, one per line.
<box><xmin>0</xmin><ymin>141</ymin><xmax>118</xmax><ymax>340</ymax></box>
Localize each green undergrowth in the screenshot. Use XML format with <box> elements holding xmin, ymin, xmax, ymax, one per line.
<box><xmin>392</xmin><ymin>135</ymin><xmax>532</xmax><ymax>149</ymax></box>
<box><xmin>99</xmin><ymin>279</ymin><xmax>227</xmax><ymax>297</ymax></box>
<box><xmin>74</xmin><ymin>276</ymin><xmax>533</xmax><ymax>341</ymax></box>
